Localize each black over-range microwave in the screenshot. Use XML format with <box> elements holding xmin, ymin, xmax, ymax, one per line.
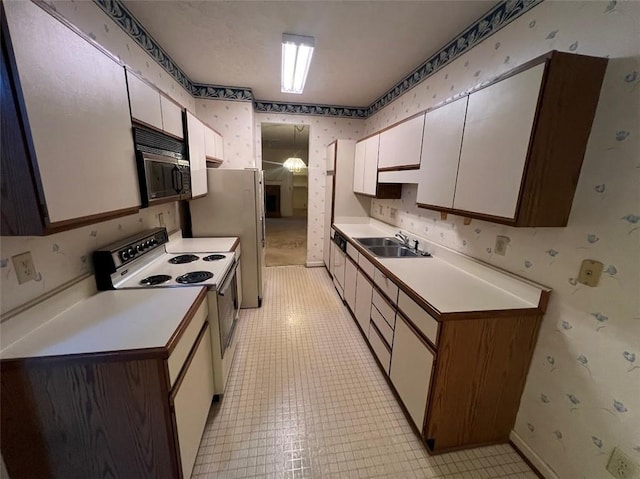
<box><xmin>133</xmin><ymin>124</ymin><xmax>191</xmax><ymax>207</ymax></box>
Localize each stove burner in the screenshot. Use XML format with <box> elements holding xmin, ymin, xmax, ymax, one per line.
<box><xmin>175</xmin><ymin>271</ymin><xmax>214</xmax><ymax>284</ymax></box>
<box><xmin>168</xmin><ymin>254</ymin><xmax>199</xmax><ymax>264</ymax></box>
<box><xmin>203</xmin><ymin>254</ymin><xmax>226</xmax><ymax>262</ymax></box>
<box><xmin>140</xmin><ymin>275</ymin><xmax>172</xmax><ymax>286</ymax></box>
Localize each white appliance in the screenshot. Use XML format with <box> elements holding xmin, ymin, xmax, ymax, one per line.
<box><xmin>189</xmin><ymin>168</ymin><xmax>266</xmax><ymax>308</ymax></box>
<box><xmin>323</xmin><ymin>140</ymin><xmax>371</xmax><ymax>270</ymax></box>
<box><xmin>92</xmin><ymin>228</ymin><xmax>239</xmax><ymax>395</ymax></box>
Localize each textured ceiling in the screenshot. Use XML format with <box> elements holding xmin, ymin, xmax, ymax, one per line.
<box><xmin>123</xmin><ymin>1</ymin><xmax>498</xmax><ymax>107</ymax></box>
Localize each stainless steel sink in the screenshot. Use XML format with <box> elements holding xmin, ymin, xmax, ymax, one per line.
<box><xmin>355</xmin><ymin>237</ymin><xmax>400</xmax><ymax>247</ymax></box>
<box><xmin>367</xmin><ymin>245</ymin><xmax>419</xmax><ymax>258</ymax></box>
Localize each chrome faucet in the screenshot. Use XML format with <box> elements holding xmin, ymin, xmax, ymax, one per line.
<box><xmin>395</xmin><ymin>231</ymin><xmax>409</xmax><ymax>246</ymax></box>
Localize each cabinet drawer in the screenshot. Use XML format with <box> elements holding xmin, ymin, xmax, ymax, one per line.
<box><xmin>358</xmin><ymin>253</ymin><xmax>375</xmax><ymax>279</ymax></box>
<box><xmin>346</xmin><ymin>242</ymin><xmax>359</xmax><ymax>261</ymax></box>
<box><xmin>372</xmin><ymin>288</ymin><xmax>395</xmax><ymax>328</ymax></box>
<box><xmin>374</xmin><ymin>268</ymin><xmax>399</xmax><ymax>304</ymax></box>
<box><xmin>397</xmin><ymin>291</ymin><xmax>439</xmax><ymax>347</ymax></box>
<box><xmin>167</xmin><ymin>300</ymin><xmax>208</xmax><ymax>387</ymax></box>
<box><xmin>368</xmin><ymin>321</ymin><xmax>391</xmax><ymax>374</ymax></box>
<box><xmin>371</xmin><ymin>306</ymin><xmax>393</xmax><ymax>347</ymax></box>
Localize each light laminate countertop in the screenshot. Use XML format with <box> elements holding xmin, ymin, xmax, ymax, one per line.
<box><xmin>1</xmin><ymin>288</ymin><xmax>205</xmax><ymax>360</ymax></box>
<box><xmin>334</xmin><ymin>222</ymin><xmax>546</xmax><ymax>316</ymax></box>
<box><xmin>166</xmin><ymin>236</ymin><xmax>239</xmax><ymax>253</ymax></box>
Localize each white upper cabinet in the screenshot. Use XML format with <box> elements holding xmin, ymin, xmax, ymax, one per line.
<box><xmin>204</xmin><ymin>125</ymin><xmax>224</xmax><ymax>161</ymax></box>
<box><xmin>353</xmin><ymin>140</ymin><xmax>366</xmax><ymax>194</ymax></box>
<box><xmin>160</xmin><ymin>95</ymin><xmax>183</xmax><ymax>139</ymax></box>
<box><xmin>416</xmin><ymin>97</ymin><xmax>468</xmax><ymax>209</ymax></box>
<box><xmin>453</xmin><ymin>64</ymin><xmax>545</xmax><ymax>219</ymax></box>
<box><xmin>3</xmin><ymin>0</ymin><xmax>140</xmax><ymax>230</ymax></box>
<box><xmin>326</xmin><ymin>141</ymin><xmax>336</xmax><ymax>172</ymax></box>
<box><xmin>378</xmin><ymin>114</ymin><xmax>425</xmax><ymax>170</ymax></box>
<box><xmin>362</xmin><ymin>135</ymin><xmax>380</xmax><ymax>196</ymax></box>
<box><xmin>186</xmin><ymin>111</ymin><xmax>207</xmax><ymax>197</ymax></box>
<box><xmin>126</xmin><ymin>71</ymin><xmax>163</xmax><ymax>131</ymax></box>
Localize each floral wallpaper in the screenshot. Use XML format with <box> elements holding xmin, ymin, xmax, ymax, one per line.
<box><xmin>254</xmin><ymin>114</ymin><xmax>364</xmax><ymax>266</ymax></box>
<box><xmin>195</xmin><ymin>99</ymin><xmax>255</xmax><ymax>169</ymax></box>
<box><xmin>366</xmin><ymin>1</ymin><xmax>640</xmax><ymax>478</ymax></box>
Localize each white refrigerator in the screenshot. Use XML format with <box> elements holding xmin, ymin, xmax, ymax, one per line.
<box><xmin>189</xmin><ymin>168</ymin><xmax>265</xmax><ymax>308</ymax></box>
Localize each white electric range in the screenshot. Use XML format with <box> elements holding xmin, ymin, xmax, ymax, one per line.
<box><xmin>93</xmin><ymin>228</ymin><xmax>239</xmax><ymax>395</ymax></box>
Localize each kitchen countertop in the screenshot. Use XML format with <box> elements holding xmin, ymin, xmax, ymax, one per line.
<box><xmin>1</xmin><ymin>287</ymin><xmax>206</xmax><ymax>360</ymax></box>
<box><xmin>334</xmin><ymin>222</ymin><xmax>548</xmax><ymax>317</ymax></box>
<box><xmin>166</xmin><ymin>236</ymin><xmax>239</xmax><ymax>253</ymax></box>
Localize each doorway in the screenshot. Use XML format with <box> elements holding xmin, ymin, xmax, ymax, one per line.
<box><xmin>261</xmin><ymin>123</ymin><xmax>309</xmax><ymax>266</ymax></box>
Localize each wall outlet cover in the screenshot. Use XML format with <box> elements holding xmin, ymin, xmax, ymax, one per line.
<box><xmin>607</xmin><ymin>447</ymin><xmax>639</xmax><ymax>479</ymax></box>
<box><xmin>390</xmin><ymin>208</ymin><xmax>397</xmax><ymax>220</ymax></box>
<box><xmin>578</xmin><ymin>259</ymin><xmax>603</xmax><ymax>287</ymax></box>
<box><xmin>495</xmin><ymin>235</ymin><xmax>510</xmax><ymax>256</ymax></box>
<box><xmin>12</xmin><ymin>251</ymin><xmax>37</xmax><ymax>284</ymax></box>
<box><xmin>158</xmin><ymin>212</ymin><xmax>165</xmax><ymax>227</ymax></box>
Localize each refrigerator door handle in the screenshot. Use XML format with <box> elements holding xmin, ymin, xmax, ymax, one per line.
<box><xmin>261</xmin><ymin>216</ymin><xmax>266</xmax><ymax>247</ymax></box>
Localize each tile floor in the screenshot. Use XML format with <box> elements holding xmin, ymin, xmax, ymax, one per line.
<box><xmin>192</xmin><ymin>266</ymin><xmax>537</xmax><ymax>479</ymax></box>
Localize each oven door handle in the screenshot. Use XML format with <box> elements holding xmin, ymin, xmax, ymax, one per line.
<box><xmin>218</xmin><ymin>260</ymin><xmax>238</xmax><ymax>296</ymax></box>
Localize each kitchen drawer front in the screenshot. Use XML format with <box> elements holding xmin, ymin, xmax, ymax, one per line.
<box><xmin>397</xmin><ymin>291</ymin><xmax>439</xmax><ymax>347</ymax></box>
<box><xmin>368</xmin><ymin>321</ymin><xmax>391</xmax><ymax>374</ymax></box>
<box><xmin>358</xmin><ymin>253</ymin><xmax>375</xmax><ymax>279</ymax></box>
<box><xmin>346</xmin><ymin>242</ymin><xmax>359</xmax><ymax>262</ymax></box>
<box><xmin>373</xmin><ymin>268</ymin><xmax>399</xmax><ymax>304</ymax></box>
<box><xmin>167</xmin><ymin>300</ymin><xmax>208</xmax><ymax>387</ymax></box>
<box><xmin>370</xmin><ymin>306</ymin><xmax>393</xmax><ymax>347</ymax></box>
<box><xmin>173</xmin><ymin>323</ymin><xmax>215</xmax><ymax>479</ymax></box>
<box><xmin>372</xmin><ymin>288</ymin><xmax>395</xmax><ymax>328</ymax></box>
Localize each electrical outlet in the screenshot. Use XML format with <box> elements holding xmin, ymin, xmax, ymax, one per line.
<box><xmin>495</xmin><ymin>235</ymin><xmax>510</xmax><ymax>256</ymax></box>
<box><xmin>578</xmin><ymin>259</ymin><xmax>603</xmax><ymax>287</ymax></box>
<box><xmin>158</xmin><ymin>213</ymin><xmax>165</xmax><ymax>227</ymax></box>
<box><xmin>12</xmin><ymin>252</ymin><xmax>37</xmax><ymax>284</ymax></box>
<box><xmin>607</xmin><ymin>447</ymin><xmax>639</xmax><ymax>479</ymax></box>
<box><xmin>390</xmin><ymin>208</ymin><xmax>397</xmax><ymax>220</ymax></box>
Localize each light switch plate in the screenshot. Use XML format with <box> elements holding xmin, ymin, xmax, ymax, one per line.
<box><xmin>578</xmin><ymin>259</ymin><xmax>603</xmax><ymax>287</ymax></box>
<box><xmin>12</xmin><ymin>251</ymin><xmax>37</xmax><ymax>284</ymax></box>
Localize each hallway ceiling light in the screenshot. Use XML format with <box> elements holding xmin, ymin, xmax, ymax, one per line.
<box><xmin>281</xmin><ymin>33</ymin><xmax>314</xmax><ymax>94</ymax></box>
<box><xmin>283</xmin><ymin>157</ymin><xmax>306</xmax><ymax>173</ymax></box>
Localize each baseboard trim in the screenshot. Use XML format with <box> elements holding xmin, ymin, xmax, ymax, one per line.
<box><xmin>306</xmin><ymin>261</ymin><xmax>324</xmax><ymax>268</ymax></box>
<box><xmin>510</xmin><ymin>430</ymin><xmax>558</xmax><ymax>479</ymax></box>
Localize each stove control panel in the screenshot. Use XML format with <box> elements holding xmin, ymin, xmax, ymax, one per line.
<box><xmin>117</xmin><ymin>231</ymin><xmax>166</xmax><ymax>263</ymax></box>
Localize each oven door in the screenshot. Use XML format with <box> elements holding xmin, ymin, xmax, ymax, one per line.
<box><xmin>217</xmin><ymin>260</ymin><xmax>239</xmax><ymax>357</ymax></box>
<box><xmin>138</xmin><ymin>152</ymin><xmax>187</xmax><ymax>205</ymax></box>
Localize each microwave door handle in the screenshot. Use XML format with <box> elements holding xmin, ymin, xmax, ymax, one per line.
<box><xmin>171</xmin><ymin>167</ymin><xmax>181</xmax><ymax>193</ymax></box>
<box><xmin>177</xmin><ymin>169</ymin><xmax>184</xmax><ymax>193</ymax></box>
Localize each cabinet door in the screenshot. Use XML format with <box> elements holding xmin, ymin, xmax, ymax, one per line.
<box><xmin>390</xmin><ymin>314</ymin><xmax>435</xmax><ymax>431</ymax></box>
<box><xmin>344</xmin><ymin>258</ymin><xmax>357</xmax><ymax>312</ymax></box>
<box><xmin>326</xmin><ymin>142</ymin><xmax>336</xmax><ymax>172</ymax></box>
<box><xmin>354</xmin><ymin>271</ymin><xmax>373</xmax><ymax>332</ymax></box>
<box><xmin>353</xmin><ymin>140</ymin><xmax>366</xmax><ymax>193</ymax></box>
<box><xmin>173</xmin><ymin>324</ymin><xmax>215</xmax><ymax>479</ymax></box>
<box><xmin>416</xmin><ymin>97</ymin><xmax>468</xmax><ymax>209</ymax></box>
<box><xmin>186</xmin><ymin>111</ymin><xmax>207</xmax><ymax>197</ymax></box>
<box><xmin>5</xmin><ymin>1</ymin><xmax>140</xmax><ymax>224</ymax></box>
<box><xmin>204</xmin><ymin>126</ymin><xmax>217</xmax><ymax>159</ymax></box>
<box><xmin>453</xmin><ymin>64</ymin><xmax>545</xmax><ymax>219</ymax></box>
<box><xmin>214</xmin><ymin>131</ymin><xmax>225</xmax><ymax>161</ymax></box>
<box><xmin>378</xmin><ymin>114</ymin><xmax>425</xmax><ymax>169</ymax></box>
<box><xmin>126</xmin><ymin>71</ymin><xmax>163</xmax><ymax>131</ymax></box>
<box><xmin>160</xmin><ymin>95</ymin><xmax>183</xmax><ymax>139</ymax></box>
<box><xmin>362</xmin><ymin>135</ymin><xmax>380</xmax><ymax>196</ymax></box>
<box><xmin>333</xmin><ymin>248</ymin><xmax>346</xmax><ymax>292</ymax></box>
<box><xmin>329</xmin><ymin>240</ymin><xmax>336</xmax><ymax>276</ymax></box>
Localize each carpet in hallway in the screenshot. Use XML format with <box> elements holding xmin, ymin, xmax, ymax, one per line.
<box><xmin>265</xmin><ymin>217</ymin><xmax>307</xmax><ymax>266</ymax></box>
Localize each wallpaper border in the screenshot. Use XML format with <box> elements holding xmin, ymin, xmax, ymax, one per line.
<box><xmin>92</xmin><ymin>0</ymin><xmax>542</xmax><ymax>118</ymax></box>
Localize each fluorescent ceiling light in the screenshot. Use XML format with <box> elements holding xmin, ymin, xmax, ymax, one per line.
<box><xmin>283</xmin><ymin>157</ymin><xmax>306</xmax><ymax>173</ymax></box>
<box><xmin>281</xmin><ymin>33</ymin><xmax>314</xmax><ymax>94</ymax></box>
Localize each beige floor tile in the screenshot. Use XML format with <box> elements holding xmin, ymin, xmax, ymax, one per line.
<box><xmin>192</xmin><ymin>266</ymin><xmax>534</xmax><ymax>478</ymax></box>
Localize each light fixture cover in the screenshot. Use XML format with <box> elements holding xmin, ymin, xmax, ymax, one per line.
<box><xmin>283</xmin><ymin>157</ymin><xmax>306</xmax><ymax>173</ymax></box>
<box><xmin>281</xmin><ymin>33</ymin><xmax>314</xmax><ymax>94</ymax></box>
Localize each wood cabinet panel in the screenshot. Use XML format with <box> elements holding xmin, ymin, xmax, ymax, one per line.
<box><xmin>390</xmin><ymin>314</ymin><xmax>435</xmax><ymax>431</ymax></box>
<box><xmin>160</xmin><ymin>95</ymin><xmax>184</xmax><ymax>139</ymax></box>
<box><xmin>416</xmin><ymin>97</ymin><xmax>468</xmax><ymax>209</ymax></box>
<box><xmin>378</xmin><ymin>114</ymin><xmax>425</xmax><ymax>170</ymax></box>
<box><xmin>453</xmin><ymin>63</ymin><xmax>545</xmax><ymax>219</ymax></box>
<box><xmin>425</xmin><ymin>315</ymin><xmax>542</xmax><ymax>451</ymax></box>
<box><xmin>4</xmin><ymin>1</ymin><xmax>140</xmax><ymax>227</ymax></box>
